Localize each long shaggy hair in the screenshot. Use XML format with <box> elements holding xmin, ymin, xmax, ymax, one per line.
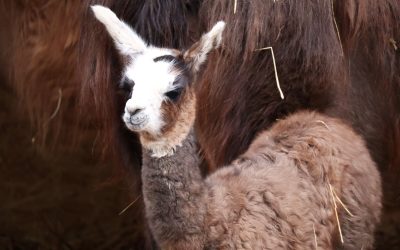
<box><xmin>1</xmin><ymin>0</ymin><xmax>83</xmax><ymax>147</ymax></box>
<box><xmin>333</xmin><ymin>0</ymin><xmax>400</xmax><ymax>171</ymax></box>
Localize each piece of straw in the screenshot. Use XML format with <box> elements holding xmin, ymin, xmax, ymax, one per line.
<box><xmin>119</xmin><ymin>195</ymin><xmax>141</xmax><ymax>215</ymax></box>
<box><xmin>329</xmin><ymin>183</ymin><xmax>344</xmax><ymax>243</ymax></box>
<box><xmin>315</xmin><ymin>120</ymin><xmax>331</xmax><ymax>131</ymax></box>
<box><xmin>255</xmin><ymin>47</ymin><xmax>284</xmax><ymax>99</ymax></box>
<box><xmin>331</xmin><ymin>0</ymin><xmax>344</xmax><ymax>56</ymax></box>
<box><xmin>46</xmin><ymin>88</ymin><xmax>63</xmax><ymax>123</ymax></box>
<box><xmin>390</xmin><ymin>38</ymin><xmax>398</xmax><ymax>51</ymax></box>
<box><xmin>332</xmin><ymin>187</ymin><xmax>354</xmax><ymax>217</ymax></box>
<box><xmin>233</xmin><ymin>0</ymin><xmax>237</xmax><ymax>14</ymax></box>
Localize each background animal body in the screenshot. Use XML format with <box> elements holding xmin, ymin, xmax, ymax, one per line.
<box><xmin>0</xmin><ymin>0</ymin><xmax>399</xmax><ymax>249</ymax></box>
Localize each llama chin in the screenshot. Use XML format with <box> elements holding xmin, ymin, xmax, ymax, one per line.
<box><xmin>123</xmin><ymin>114</ymin><xmax>148</xmax><ymax>131</ymax></box>
<box><xmin>92</xmin><ymin>5</ymin><xmax>382</xmax><ymax>249</ymax></box>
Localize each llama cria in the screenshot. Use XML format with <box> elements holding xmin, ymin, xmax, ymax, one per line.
<box><xmin>92</xmin><ymin>5</ymin><xmax>382</xmax><ymax>249</ymax></box>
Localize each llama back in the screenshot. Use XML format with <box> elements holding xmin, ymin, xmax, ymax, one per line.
<box><xmin>236</xmin><ymin>111</ymin><xmax>382</xmax><ymax>249</ymax></box>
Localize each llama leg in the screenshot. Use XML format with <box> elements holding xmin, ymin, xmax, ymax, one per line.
<box><xmin>141</xmin><ymin>132</ymin><xmax>206</xmax><ymax>249</ymax></box>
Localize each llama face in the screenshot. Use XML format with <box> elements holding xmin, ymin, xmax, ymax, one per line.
<box><xmin>92</xmin><ymin>5</ymin><xmax>225</xmax><ymax>136</ymax></box>
<box><xmin>121</xmin><ymin>48</ymin><xmax>191</xmax><ymax>135</ymax></box>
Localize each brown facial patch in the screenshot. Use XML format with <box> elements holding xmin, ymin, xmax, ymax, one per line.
<box><xmin>162</xmin><ymin>52</ymin><xmax>194</xmax><ymax>132</ymax></box>
<box><xmin>139</xmin><ymin>86</ymin><xmax>196</xmax><ymax>151</ymax></box>
<box><xmin>161</xmin><ymin>87</ymin><xmax>196</xmax><ymax>137</ymax></box>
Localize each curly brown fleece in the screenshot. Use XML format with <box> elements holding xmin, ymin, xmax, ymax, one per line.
<box><xmin>141</xmin><ymin>111</ymin><xmax>381</xmax><ymax>250</ymax></box>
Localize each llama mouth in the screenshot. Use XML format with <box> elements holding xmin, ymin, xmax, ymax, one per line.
<box><xmin>124</xmin><ymin>114</ymin><xmax>148</xmax><ymax>131</ymax></box>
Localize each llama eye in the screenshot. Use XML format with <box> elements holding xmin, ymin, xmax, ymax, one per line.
<box><xmin>165</xmin><ymin>88</ymin><xmax>182</xmax><ymax>102</ymax></box>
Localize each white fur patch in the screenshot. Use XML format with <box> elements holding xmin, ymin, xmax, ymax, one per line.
<box><xmin>122</xmin><ymin>47</ymin><xmax>180</xmax><ymax>135</ymax></box>
<box><xmin>186</xmin><ymin>21</ymin><xmax>226</xmax><ymax>72</ymax></box>
<box><xmin>143</xmin><ymin>139</ymin><xmax>181</xmax><ymax>158</ymax></box>
<box><xmin>91</xmin><ymin>5</ymin><xmax>147</xmax><ymax>55</ymax></box>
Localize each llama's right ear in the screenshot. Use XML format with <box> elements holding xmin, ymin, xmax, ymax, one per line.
<box><xmin>91</xmin><ymin>5</ymin><xmax>147</xmax><ymax>56</ymax></box>
<box><xmin>183</xmin><ymin>21</ymin><xmax>225</xmax><ymax>73</ymax></box>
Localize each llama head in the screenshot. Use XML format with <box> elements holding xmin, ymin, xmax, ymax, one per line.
<box><xmin>91</xmin><ymin>5</ymin><xmax>225</xmax><ymax>142</ymax></box>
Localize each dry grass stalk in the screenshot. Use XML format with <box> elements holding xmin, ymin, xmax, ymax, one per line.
<box><xmin>329</xmin><ymin>183</ymin><xmax>344</xmax><ymax>243</ymax></box>
<box><xmin>331</xmin><ymin>0</ymin><xmax>344</xmax><ymax>56</ymax></box>
<box><xmin>315</xmin><ymin>120</ymin><xmax>331</xmax><ymax>131</ymax></box>
<box><xmin>233</xmin><ymin>0</ymin><xmax>237</xmax><ymax>14</ymax></box>
<box><xmin>45</xmin><ymin>88</ymin><xmax>63</xmax><ymax>123</ymax></box>
<box><xmin>331</xmin><ymin>187</ymin><xmax>354</xmax><ymax>217</ymax></box>
<box><xmin>255</xmin><ymin>47</ymin><xmax>285</xmax><ymax>99</ymax></box>
<box><xmin>119</xmin><ymin>195</ymin><xmax>141</xmax><ymax>215</ymax></box>
<box><xmin>390</xmin><ymin>38</ymin><xmax>398</xmax><ymax>50</ymax></box>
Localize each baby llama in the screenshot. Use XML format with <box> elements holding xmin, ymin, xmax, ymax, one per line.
<box><xmin>92</xmin><ymin>5</ymin><xmax>382</xmax><ymax>250</ymax></box>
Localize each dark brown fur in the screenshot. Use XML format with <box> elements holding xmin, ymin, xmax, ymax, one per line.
<box><xmin>1</xmin><ymin>0</ymin><xmax>83</xmax><ymax>147</ymax></box>
<box><xmin>332</xmin><ymin>0</ymin><xmax>400</xmax><ymax>171</ymax></box>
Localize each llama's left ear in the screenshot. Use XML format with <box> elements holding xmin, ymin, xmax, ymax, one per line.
<box><xmin>183</xmin><ymin>21</ymin><xmax>225</xmax><ymax>73</ymax></box>
<box><xmin>91</xmin><ymin>5</ymin><xmax>147</xmax><ymax>56</ymax></box>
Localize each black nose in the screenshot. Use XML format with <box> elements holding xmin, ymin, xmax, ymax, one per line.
<box><xmin>129</xmin><ymin>108</ymin><xmax>142</xmax><ymax>116</ymax></box>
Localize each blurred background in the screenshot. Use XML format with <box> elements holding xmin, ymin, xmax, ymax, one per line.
<box><xmin>0</xmin><ymin>1</ymin><xmax>399</xmax><ymax>249</ymax></box>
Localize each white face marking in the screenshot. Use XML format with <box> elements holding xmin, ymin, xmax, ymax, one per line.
<box><xmin>122</xmin><ymin>47</ymin><xmax>180</xmax><ymax>135</ymax></box>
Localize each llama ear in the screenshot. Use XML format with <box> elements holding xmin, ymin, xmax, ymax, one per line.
<box><xmin>183</xmin><ymin>21</ymin><xmax>225</xmax><ymax>73</ymax></box>
<box><xmin>91</xmin><ymin>5</ymin><xmax>147</xmax><ymax>56</ymax></box>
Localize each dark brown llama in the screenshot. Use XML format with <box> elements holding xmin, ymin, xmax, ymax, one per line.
<box><xmin>92</xmin><ymin>6</ymin><xmax>382</xmax><ymax>248</ymax></box>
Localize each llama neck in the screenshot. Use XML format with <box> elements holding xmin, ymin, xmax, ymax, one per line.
<box><xmin>141</xmin><ymin>129</ymin><xmax>206</xmax><ymax>248</ymax></box>
<box><xmin>139</xmin><ymin>123</ymin><xmax>193</xmax><ymax>158</ymax></box>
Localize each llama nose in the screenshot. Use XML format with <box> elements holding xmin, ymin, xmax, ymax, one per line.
<box><xmin>128</xmin><ymin>108</ymin><xmax>143</xmax><ymax>116</ymax></box>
